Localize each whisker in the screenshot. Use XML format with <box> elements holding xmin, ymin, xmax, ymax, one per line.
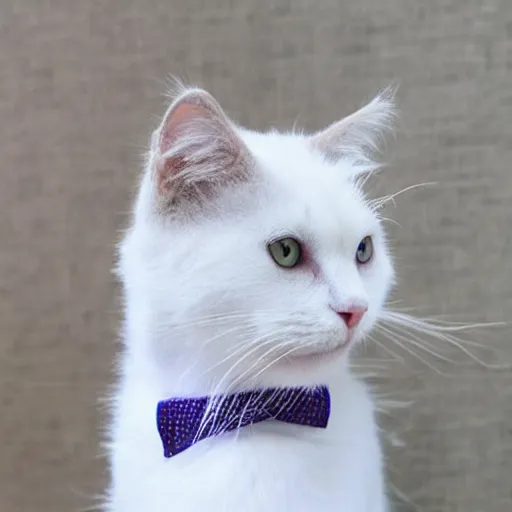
<box><xmin>366</xmin><ymin>334</ymin><xmax>405</xmax><ymax>363</ymax></box>
<box><xmin>168</xmin><ymin>311</ymin><xmax>277</xmax><ymax>331</ymax></box>
<box><xmin>375</xmin><ymin>324</ymin><xmax>458</xmax><ymax>365</ymax></box>
<box><xmin>376</xmin><ymin>329</ymin><xmax>446</xmax><ymax>375</ymax></box>
<box><xmin>379</xmin><ymin>216</ymin><xmax>402</xmax><ymax>228</ymax></box>
<box><xmin>240</xmin><ymin>343</ymin><xmax>314</xmax><ymax>387</ymax></box>
<box><xmin>195</xmin><ymin>329</ymin><xmax>297</xmax><ymax>440</ymax></box>
<box><xmin>381</xmin><ymin>310</ymin><xmax>509</xmax><ymax>369</ymax></box>
<box><xmin>177</xmin><ymin>324</ymin><xmax>258</xmax><ymax>383</ymax></box>
<box><xmin>219</xmin><ymin>335</ymin><xmax>299</xmax><ymax>397</ymax></box>
<box><xmin>369</xmin><ymin>182</ymin><xmax>437</xmax><ymax>210</ymax></box>
<box><xmin>383</xmin><ymin>309</ymin><xmax>505</xmax><ymax>333</ymax></box>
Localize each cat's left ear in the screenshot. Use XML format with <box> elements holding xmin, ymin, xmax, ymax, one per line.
<box><xmin>310</xmin><ymin>88</ymin><xmax>397</xmax><ymax>175</ymax></box>
<box><xmin>151</xmin><ymin>87</ymin><xmax>254</xmax><ymax>208</ymax></box>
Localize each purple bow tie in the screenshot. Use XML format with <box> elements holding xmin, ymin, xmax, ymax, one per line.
<box><xmin>157</xmin><ymin>386</ymin><xmax>330</xmax><ymax>458</ymax></box>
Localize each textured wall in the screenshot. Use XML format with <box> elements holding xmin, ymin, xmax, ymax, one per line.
<box><xmin>1</xmin><ymin>1</ymin><xmax>511</xmax><ymax>511</ymax></box>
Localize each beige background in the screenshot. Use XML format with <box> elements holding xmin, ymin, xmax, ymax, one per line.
<box><xmin>1</xmin><ymin>1</ymin><xmax>511</xmax><ymax>511</ymax></box>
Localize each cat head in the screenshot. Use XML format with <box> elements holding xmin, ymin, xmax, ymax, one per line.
<box><xmin>119</xmin><ymin>85</ymin><xmax>396</xmax><ymax>393</ymax></box>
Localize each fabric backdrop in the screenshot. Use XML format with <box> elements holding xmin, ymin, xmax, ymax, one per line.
<box><xmin>1</xmin><ymin>1</ymin><xmax>511</xmax><ymax>511</ymax></box>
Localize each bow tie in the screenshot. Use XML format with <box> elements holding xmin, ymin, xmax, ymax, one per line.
<box><xmin>157</xmin><ymin>386</ymin><xmax>330</xmax><ymax>458</ymax></box>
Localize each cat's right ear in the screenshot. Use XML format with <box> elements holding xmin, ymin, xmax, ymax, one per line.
<box><xmin>150</xmin><ymin>88</ymin><xmax>254</xmax><ymax>209</ymax></box>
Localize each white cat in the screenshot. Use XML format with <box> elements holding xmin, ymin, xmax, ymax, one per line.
<box><xmin>105</xmin><ymin>84</ymin><xmax>397</xmax><ymax>512</ymax></box>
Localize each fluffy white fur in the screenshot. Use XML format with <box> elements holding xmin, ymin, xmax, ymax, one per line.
<box><xmin>106</xmin><ymin>84</ymin><xmax>397</xmax><ymax>512</ymax></box>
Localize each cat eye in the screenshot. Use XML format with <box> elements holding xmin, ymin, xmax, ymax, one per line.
<box><xmin>356</xmin><ymin>236</ymin><xmax>373</xmax><ymax>264</ymax></box>
<box><xmin>268</xmin><ymin>237</ymin><xmax>302</xmax><ymax>268</ymax></box>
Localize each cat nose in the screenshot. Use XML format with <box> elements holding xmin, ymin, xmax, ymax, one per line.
<box><xmin>335</xmin><ymin>305</ymin><xmax>368</xmax><ymax>329</ymax></box>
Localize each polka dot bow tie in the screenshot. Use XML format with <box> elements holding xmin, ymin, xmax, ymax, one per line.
<box><xmin>156</xmin><ymin>386</ymin><xmax>331</xmax><ymax>458</ymax></box>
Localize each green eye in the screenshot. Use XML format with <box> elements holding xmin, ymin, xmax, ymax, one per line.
<box><xmin>268</xmin><ymin>237</ymin><xmax>302</xmax><ymax>268</ymax></box>
<box><xmin>356</xmin><ymin>236</ymin><xmax>373</xmax><ymax>264</ymax></box>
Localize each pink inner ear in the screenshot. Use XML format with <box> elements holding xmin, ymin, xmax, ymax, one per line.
<box><xmin>157</xmin><ymin>154</ymin><xmax>186</xmax><ymax>195</ymax></box>
<box><xmin>159</xmin><ymin>102</ymin><xmax>206</xmax><ymax>155</ymax></box>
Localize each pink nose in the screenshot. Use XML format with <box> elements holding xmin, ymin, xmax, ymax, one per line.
<box><xmin>336</xmin><ymin>306</ymin><xmax>367</xmax><ymax>329</ymax></box>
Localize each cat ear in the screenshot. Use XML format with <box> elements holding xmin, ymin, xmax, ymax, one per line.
<box><xmin>152</xmin><ymin>88</ymin><xmax>253</xmax><ymax>206</ymax></box>
<box><xmin>310</xmin><ymin>88</ymin><xmax>397</xmax><ymax>175</ymax></box>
